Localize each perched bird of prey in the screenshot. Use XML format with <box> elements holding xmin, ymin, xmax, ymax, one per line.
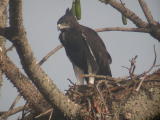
<box><xmin>57</xmin><ymin>9</ymin><xmax>112</xmax><ymax>85</ymax></box>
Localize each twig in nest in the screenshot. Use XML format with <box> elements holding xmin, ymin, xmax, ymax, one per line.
<box><xmin>67</xmin><ymin>78</ymin><xmax>75</xmax><ymax>86</ymax></box>
<box><xmin>136</xmin><ymin>45</ymin><xmax>157</xmax><ymax>91</ymax></box>
<box><xmin>34</xmin><ymin>108</ymin><xmax>53</xmax><ymax>119</ymax></box>
<box><xmin>87</xmin><ymin>98</ymin><xmax>92</xmax><ymax>112</ymax></box>
<box><xmin>121</xmin><ymin>66</ymin><xmax>129</xmax><ymax>71</ymax></box>
<box><xmin>21</xmin><ymin>103</ymin><xmax>30</xmax><ymax>120</ymax></box>
<box><xmin>122</xmin><ymin>55</ymin><xmax>138</xmax><ymax>80</ymax></box>
<box><xmin>136</xmin><ymin>75</ymin><xmax>146</xmax><ymax>91</ymax></box>
<box><xmin>48</xmin><ymin>109</ymin><xmax>53</xmax><ymax>120</ymax></box>
<box><xmin>145</xmin><ymin>45</ymin><xmax>157</xmax><ymax>74</ymax></box>
<box><xmin>96</xmin><ymin>81</ymin><xmax>109</xmax><ymax>114</ymax></box>
<box><xmin>38</xmin><ymin>44</ymin><xmax>63</xmax><ymax>65</ymax></box>
<box><xmin>129</xmin><ymin>55</ymin><xmax>138</xmax><ymax>78</ymax></box>
<box><xmin>139</xmin><ymin>45</ymin><xmax>157</xmax><ymax>78</ymax></box>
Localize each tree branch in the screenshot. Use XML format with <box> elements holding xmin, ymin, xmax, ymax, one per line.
<box><xmin>8</xmin><ymin>0</ymin><xmax>83</xmax><ymax>118</ymax></box>
<box><xmin>99</xmin><ymin>0</ymin><xmax>160</xmax><ymax>41</ymax></box>
<box><xmin>138</xmin><ymin>0</ymin><xmax>156</xmax><ymax>25</ymax></box>
<box><xmin>99</xmin><ymin>0</ymin><xmax>148</xmax><ymax>28</ymax></box>
<box><xmin>0</xmin><ymin>51</ymin><xmax>51</xmax><ymax>113</ymax></box>
<box><xmin>0</xmin><ymin>105</ymin><xmax>29</xmax><ymax>120</ymax></box>
<box><xmin>95</xmin><ymin>27</ymin><xmax>150</xmax><ymax>33</ymax></box>
<box><xmin>34</xmin><ymin>27</ymin><xmax>151</xmax><ymax>66</ymax></box>
<box><xmin>0</xmin><ymin>0</ymin><xmax>9</xmax><ymax>17</ymax></box>
<box><xmin>39</xmin><ymin>44</ymin><xmax>63</xmax><ymax>65</ymax></box>
<box><xmin>35</xmin><ymin>27</ymin><xmax>150</xmax><ymax>66</ymax></box>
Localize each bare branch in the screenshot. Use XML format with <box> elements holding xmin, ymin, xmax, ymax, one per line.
<box><xmin>129</xmin><ymin>55</ymin><xmax>138</xmax><ymax>79</ymax></box>
<box><xmin>82</xmin><ymin>74</ymin><xmax>124</xmax><ymax>82</ymax></box>
<box><xmin>135</xmin><ymin>75</ymin><xmax>146</xmax><ymax>91</ymax></box>
<box><xmin>138</xmin><ymin>0</ymin><xmax>156</xmax><ymax>25</ymax></box>
<box><xmin>0</xmin><ymin>105</ymin><xmax>29</xmax><ymax>120</ymax></box>
<box><xmin>95</xmin><ymin>27</ymin><xmax>149</xmax><ymax>33</ymax></box>
<box><xmin>96</xmin><ymin>82</ymin><xmax>109</xmax><ymax>115</ymax></box>
<box><xmin>8</xmin><ymin>0</ymin><xmax>83</xmax><ymax>118</ymax></box>
<box><xmin>35</xmin><ymin>27</ymin><xmax>150</xmax><ymax>66</ymax></box>
<box><xmin>39</xmin><ymin>44</ymin><xmax>63</xmax><ymax>65</ymax></box>
<box><xmin>144</xmin><ymin>45</ymin><xmax>157</xmax><ymax>74</ymax></box>
<box><xmin>0</xmin><ymin>0</ymin><xmax>9</xmax><ymax>17</ymax></box>
<box><xmin>0</xmin><ymin>51</ymin><xmax>51</xmax><ymax>113</ymax></box>
<box><xmin>99</xmin><ymin>0</ymin><xmax>148</xmax><ymax>28</ymax></box>
<box><xmin>35</xmin><ymin>108</ymin><xmax>53</xmax><ymax>119</ymax></box>
<box><xmin>9</xmin><ymin>94</ymin><xmax>21</xmax><ymax>110</ymax></box>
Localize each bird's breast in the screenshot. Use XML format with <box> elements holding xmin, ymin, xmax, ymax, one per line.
<box><xmin>60</xmin><ymin>31</ymin><xmax>85</xmax><ymax>51</ymax></box>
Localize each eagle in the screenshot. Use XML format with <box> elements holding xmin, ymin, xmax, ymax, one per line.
<box><xmin>57</xmin><ymin>9</ymin><xmax>112</xmax><ymax>85</ymax></box>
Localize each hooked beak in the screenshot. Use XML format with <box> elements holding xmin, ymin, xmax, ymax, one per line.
<box><xmin>57</xmin><ymin>24</ymin><xmax>70</xmax><ymax>30</ymax></box>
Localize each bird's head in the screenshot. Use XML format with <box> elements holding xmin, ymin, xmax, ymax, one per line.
<box><xmin>57</xmin><ymin>8</ymin><xmax>78</xmax><ymax>31</ymax></box>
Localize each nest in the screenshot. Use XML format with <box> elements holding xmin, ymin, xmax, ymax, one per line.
<box><xmin>66</xmin><ymin>79</ymin><xmax>136</xmax><ymax>120</ymax></box>
<box><xmin>65</xmin><ymin>69</ymin><xmax>160</xmax><ymax>120</ymax></box>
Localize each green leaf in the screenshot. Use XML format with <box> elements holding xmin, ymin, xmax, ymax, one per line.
<box><xmin>71</xmin><ymin>0</ymin><xmax>76</xmax><ymax>17</ymax></box>
<box><xmin>75</xmin><ymin>0</ymin><xmax>81</xmax><ymax>20</ymax></box>
<box><xmin>122</xmin><ymin>14</ymin><xmax>127</xmax><ymax>25</ymax></box>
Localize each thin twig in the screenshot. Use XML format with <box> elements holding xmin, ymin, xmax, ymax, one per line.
<box><xmin>137</xmin><ymin>45</ymin><xmax>157</xmax><ymax>79</ymax></box>
<box><xmin>38</xmin><ymin>27</ymin><xmax>150</xmax><ymax>66</ymax></box>
<box><xmin>34</xmin><ymin>108</ymin><xmax>53</xmax><ymax>119</ymax></box>
<box><xmin>0</xmin><ymin>105</ymin><xmax>29</xmax><ymax>119</ymax></box>
<box><xmin>38</xmin><ymin>44</ymin><xmax>63</xmax><ymax>65</ymax></box>
<box><xmin>48</xmin><ymin>109</ymin><xmax>53</xmax><ymax>120</ymax></box>
<box><xmin>107</xmin><ymin>0</ymin><xmax>148</xmax><ymax>28</ymax></box>
<box><xmin>122</xmin><ymin>56</ymin><xmax>138</xmax><ymax>80</ymax></box>
<box><xmin>135</xmin><ymin>75</ymin><xmax>146</xmax><ymax>91</ymax></box>
<box><xmin>155</xmin><ymin>65</ymin><xmax>160</xmax><ymax>67</ymax></box>
<box><xmin>87</xmin><ymin>98</ymin><xmax>92</xmax><ymax>112</ymax></box>
<box><xmin>21</xmin><ymin>103</ymin><xmax>29</xmax><ymax>119</ymax></box>
<box><xmin>145</xmin><ymin>45</ymin><xmax>157</xmax><ymax>74</ymax></box>
<box><xmin>35</xmin><ymin>27</ymin><xmax>150</xmax><ymax>66</ymax></box>
<box><xmin>129</xmin><ymin>55</ymin><xmax>138</xmax><ymax>79</ymax></box>
<box><xmin>121</xmin><ymin>66</ymin><xmax>129</xmax><ymax>71</ymax></box>
<box><xmin>96</xmin><ymin>82</ymin><xmax>109</xmax><ymax>114</ymax></box>
<box><xmin>95</xmin><ymin>27</ymin><xmax>149</xmax><ymax>33</ymax></box>
<box><xmin>138</xmin><ymin>0</ymin><xmax>156</xmax><ymax>24</ymax></box>
<box><xmin>4</xmin><ymin>94</ymin><xmax>21</xmax><ymax>120</ymax></box>
<box><xmin>9</xmin><ymin>94</ymin><xmax>21</xmax><ymax>110</ymax></box>
<box><xmin>67</xmin><ymin>78</ymin><xmax>75</xmax><ymax>85</ymax></box>
<box><xmin>138</xmin><ymin>45</ymin><xmax>157</xmax><ymax>79</ymax></box>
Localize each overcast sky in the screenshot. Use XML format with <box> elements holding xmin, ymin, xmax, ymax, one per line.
<box><xmin>0</xmin><ymin>0</ymin><xmax>160</xmax><ymax>119</ymax></box>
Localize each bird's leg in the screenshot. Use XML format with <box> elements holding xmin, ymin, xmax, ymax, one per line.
<box><xmin>87</xmin><ymin>62</ymin><xmax>95</xmax><ymax>84</ymax></box>
<box><xmin>73</xmin><ymin>64</ymin><xmax>85</xmax><ymax>85</ymax></box>
<box><xmin>88</xmin><ymin>73</ymin><xmax>95</xmax><ymax>84</ymax></box>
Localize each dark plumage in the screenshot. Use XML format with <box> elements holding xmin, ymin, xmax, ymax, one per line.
<box><xmin>57</xmin><ymin>9</ymin><xmax>112</xmax><ymax>85</ymax></box>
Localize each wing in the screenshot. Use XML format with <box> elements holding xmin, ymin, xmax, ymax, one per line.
<box><xmin>80</xmin><ymin>25</ymin><xmax>112</xmax><ymax>76</ymax></box>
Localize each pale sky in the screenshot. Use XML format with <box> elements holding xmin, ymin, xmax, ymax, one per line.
<box><xmin>0</xmin><ymin>0</ymin><xmax>160</xmax><ymax>119</ymax></box>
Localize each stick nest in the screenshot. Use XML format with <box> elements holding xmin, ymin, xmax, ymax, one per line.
<box><xmin>66</xmin><ymin>69</ymin><xmax>160</xmax><ymax>120</ymax></box>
